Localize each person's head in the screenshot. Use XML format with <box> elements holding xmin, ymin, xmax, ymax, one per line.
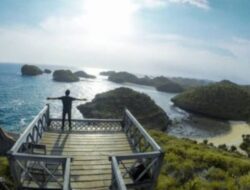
<box><xmin>65</xmin><ymin>89</ymin><xmax>70</xmax><ymax>96</ymax></box>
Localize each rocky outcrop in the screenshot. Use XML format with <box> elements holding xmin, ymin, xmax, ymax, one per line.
<box><xmin>77</xmin><ymin>87</ymin><xmax>171</xmax><ymax>131</ymax></box>
<box><xmin>156</xmin><ymin>83</ymin><xmax>183</xmax><ymax>93</ymax></box>
<box><xmin>44</xmin><ymin>69</ymin><xmax>52</xmax><ymax>74</ymax></box>
<box><xmin>0</xmin><ymin>128</ymin><xmax>15</xmax><ymax>155</ymax></box>
<box><xmin>21</xmin><ymin>65</ymin><xmax>43</xmax><ymax>76</ymax></box>
<box><xmin>108</xmin><ymin>72</ymin><xmax>184</xmax><ymax>93</ymax></box>
<box><xmin>171</xmin><ymin>80</ymin><xmax>250</xmax><ymax>120</ymax></box>
<box><xmin>100</xmin><ymin>71</ymin><xmax>116</xmax><ymax>76</ymax></box>
<box><xmin>74</xmin><ymin>71</ymin><xmax>96</xmax><ymax>79</ymax></box>
<box><xmin>53</xmin><ymin>70</ymin><xmax>79</xmax><ymax>82</ymax></box>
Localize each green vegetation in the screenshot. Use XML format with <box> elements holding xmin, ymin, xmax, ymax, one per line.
<box><xmin>77</xmin><ymin>87</ymin><xmax>171</xmax><ymax>130</ymax></box>
<box><xmin>150</xmin><ymin>131</ymin><xmax>250</xmax><ymax>190</ymax></box>
<box><xmin>74</xmin><ymin>71</ymin><xmax>96</xmax><ymax>79</ymax></box>
<box><xmin>172</xmin><ymin>80</ymin><xmax>250</xmax><ymax>120</ymax></box>
<box><xmin>0</xmin><ymin>157</ymin><xmax>9</xmax><ymax>177</ymax></box>
<box><xmin>156</xmin><ymin>82</ymin><xmax>183</xmax><ymax>93</ymax></box>
<box><xmin>107</xmin><ymin>72</ymin><xmax>184</xmax><ymax>93</ymax></box>
<box><xmin>101</xmin><ymin>71</ymin><xmax>210</xmax><ymax>93</ymax></box>
<box><xmin>21</xmin><ymin>64</ymin><xmax>43</xmax><ymax>76</ymax></box>
<box><xmin>99</xmin><ymin>70</ymin><xmax>116</xmax><ymax>76</ymax></box>
<box><xmin>240</xmin><ymin>134</ymin><xmax>250</xmax><ymax>157</ymax></box>
<box><xmin>43</xmin><ymin>69</ymin><xmax>52</xmax><ymax>74</ymax></box>
<box><xmin>53</xmin><ymin>70</ymin><xmax>79</xmax><ymax>82</ymax></box>
<box><xmin>171</xmin><ymin>77</ymin><xmax>211</xmax><ymax>90</ymax></box>
<box><xmin>0</xmin><ymin>156</ymin><xmax>12</xmax><ymax>188</ymax></box>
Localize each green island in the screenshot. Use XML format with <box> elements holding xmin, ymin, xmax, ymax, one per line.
<box><xmin>172</xmin><ymin>80</ymin><xmax>250</xmax><ymax>120</ymax></box>
<box><xmin>77</xmin><ymin>87</ymin><xmax>171</xmax><ymax>131</ymax></box>
<box><xmin>74</xmin><ymin>71</ymin><xmax>96</xmax><ymax>79</ymax></box>
<box><xmin>53</xmin><ymin>69</ymin><xmax>80</xmax><ymax>82</ymax></box>
<box><xmin>21</xmin><ymin>64</ymin><xmax>43</xmax><ymax>76</ymax></box>
<box><xmin>101</xmin><ymin>71</ymin><xmax>210</xmax><ymax>93</ymax></box>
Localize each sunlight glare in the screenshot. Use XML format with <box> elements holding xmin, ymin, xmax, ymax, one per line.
<box><xmin>83</xmin><ymin>0</ymin><xmax>137</xmax><ymax>41</ymax></box>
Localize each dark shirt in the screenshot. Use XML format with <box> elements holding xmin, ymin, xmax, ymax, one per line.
<box><xmin>59</xmin><ymin>96</ymin><xmax>76</xmax><ymax>112</ymax></box>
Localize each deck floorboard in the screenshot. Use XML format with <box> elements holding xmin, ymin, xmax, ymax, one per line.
<box><xmin>41</xmin><ymin>130</ymin><xmax>133</xmax><ymax>189</ymax></box>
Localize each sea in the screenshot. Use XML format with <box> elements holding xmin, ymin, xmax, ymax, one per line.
<box><xmin>1</xmin><ymin>63</ymin><xmax>250</xmax><ymax>147</ymax></box>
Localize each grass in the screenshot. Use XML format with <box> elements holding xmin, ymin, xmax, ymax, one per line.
<box><xmin>150</xmin><ymin>130</ymin><xmax>250</xmax><ymax>190</ymax></box>
<box><xmin>0</xmin><ymin>156</ymin><xmax>13</xmax><ymax>189</ymax></box>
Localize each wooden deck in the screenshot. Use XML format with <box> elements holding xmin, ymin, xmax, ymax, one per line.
<box><xmin>8</xmin><ymin>105</ymin><xmax>164</xmax><ymax>190</ymax></box>
<box><xmin>40</xmin><ymin>131</ymin><xmax>133</xmax><ymax>189</ymax></box>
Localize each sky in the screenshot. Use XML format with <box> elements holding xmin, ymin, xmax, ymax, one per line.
<box><xmin>0</xmin><ymin>0</ymin><xmax>250</xmax><ymax>83</ymax></box>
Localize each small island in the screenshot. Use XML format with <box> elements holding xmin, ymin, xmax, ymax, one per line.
<box><xmin>171</xmin><ymin>80</ymin><xmax>250</xmax><ymax>120</ymax></box>
<box><xmin>53</xmin><ymin>70</ymin><xmax>79</xmax><ymax>82</ymax></box>
<box><xmin>77</xmin><ymin>87</ymin><xmax>171</xmax><ymax>131</ymax></box>
<box><xmin>74</xmin><ymin>71</ymin><xmax>96</xmax><ymax>79</ymax></box>
<box><xmin>21</xmin><ymin>64</ymin><xmax>43</xmax><ymax>76</ymax></box>
<box><xmin>107</xmin><ymin>71</ymin><xmax>184</xmax><ymax>93</ymax></box>
<box><xmin>99</xmin><ymin>71</ymin><xmax>116</xmax><ymax>76</ymax></box>
<box><xmin>44</xmin><ymin>69</ymin><xmax>52</xmax><ymax>74</ymax></box>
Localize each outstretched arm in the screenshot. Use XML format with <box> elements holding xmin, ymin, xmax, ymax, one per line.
<box><xmin>47</xmin><ymin>97</ymin><xmax>60</xmax><ymax>100</ymax></box>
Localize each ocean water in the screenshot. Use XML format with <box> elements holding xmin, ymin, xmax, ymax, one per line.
<box><xmin>0</xmin><ymin>63</ymin><xmax>184</xmax><ymax>132</ymax></box>
<box><xmin>1</xmin><ymin>63</ymin><xmax>250</xmax><ymax>147</ymax></box>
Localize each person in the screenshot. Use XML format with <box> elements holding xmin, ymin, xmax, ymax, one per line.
<box><xmin>47</xmin><ymin>89</ymin><xmax>87</xmax><ymax>130</ymax></box>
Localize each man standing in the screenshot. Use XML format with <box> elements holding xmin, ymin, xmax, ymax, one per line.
<box><xmin>47</xmin><ymin>89</ymin><xmax>87</xmax><ymax>130</ymax></box>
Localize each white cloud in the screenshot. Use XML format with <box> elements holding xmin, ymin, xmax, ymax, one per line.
<box><xmin>135</xmin><ymin>0</ymin><xmax>210</xmax><ymax>9</ymax></box>
<box><xmin>0</xmin><ymin>23</ymin><xmax>248</xmax><ymax>83</ymax></box>
<box><xmin>1</xmin><ymin>0</ymin><xmax>250</xmax><ymax>84</ymax></box>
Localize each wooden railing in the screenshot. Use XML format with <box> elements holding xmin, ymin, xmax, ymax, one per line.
<box><xmin>110</xmin><ymin>109</ymin><xmax>165</xmax><ymax>190</ymax></box>
<box><xmin>9</xmin><ymin>105</ymin><xmax>50</xmax><ymax>154</ymax></box>
<box><xmin>48</xmin><ymin>118</ymin><xmax>123</xmax><ymax>133</ymax></box>
<box><xmin>9</xmin><ymin>153</ymin><xmax>71</xmax><ymax>190</ymax></box>
<box><xmin>8</xmin><ymin>105</ymin><xmax>71</xmax><ymax>190</ymax></box>
<box><xmin>8</xmin><ymin>105</ymin><xmax>164</xmax><ymax>190</ymax></box>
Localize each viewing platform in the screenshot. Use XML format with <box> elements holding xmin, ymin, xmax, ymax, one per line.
<box><xmin>8</xmin><ymin>105</ymin><xmax>164</xmax><ymax>190</ymax></box>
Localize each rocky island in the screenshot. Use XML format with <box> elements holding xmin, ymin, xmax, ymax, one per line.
<box><xmin>21</xmin><ymin>64</ymin><xmax>43</xmax><ymax>76</ymax></box>
<box><xmin>74</xmin><ymin>71</ymin><xmax>96</xmax><ymax>79</ymax></box>
<box><xmin>77</xmin><ymin>87</ymin><xmax>171</xmax><ymax>131</ymax></box>
<box><xmin>107</xmin><ymin>71</ymin><xmax>184</xmax><ymax>93</ymax></box>
<box><xmin>44</xmin><ymin>69</ymin><xmax>52</xmax><ymax>74</ymax></box>
<box><xmin>171</xmin><ymin>80</ymin><xmax>250</xmax><ymax>120</ymax></box>
<box><xmin>99</xmin><ymin>71</ymin><xmax>116</xmax><ymax>76</ymax></box>
<box><xmin>53</xmin><ymin>70</ymin><xmax>79</xmax><ymax>82</ymax></box>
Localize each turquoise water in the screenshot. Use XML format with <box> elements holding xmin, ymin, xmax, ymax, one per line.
<box><xmin>1</xmin><ymin>63</ymin><xmax>249</xmax><ymax>147</ymax></box>
<box><xmin>0</xmin><ymin>63</ymin><xmax>184</xmax><ymax>132</ymax></box>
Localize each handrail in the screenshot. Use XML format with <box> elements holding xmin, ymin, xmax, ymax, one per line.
<box><xmin>50</xmin><ymin>118</ymin><xmax>123</xmax><ymax>122</ymax></box>
<box><xmin>111</xmin><ymin>151</ymin><xmax>161</xmax><ymax>161</ymax></box>
<box><xmin>111</xmin><ymin>156</ymin><xmax>127</xmax><ymax>190</ymax></box>
<box><xmin>8</xmin><ymin>105</ymin><xmax>163</xmax><ymax>190</ymax></box>
<box><xmin>110</xmin><ymin>109</ymin><xmax>165</xmax><ymax>190</ymax></box>
<box><xmin>63</xmin><ymin>158</ymin><xmax>71</xmax><ymax>190</ymax></box>
<box><xmin>10</xmin><ymin>153</ymin><xmax>71</xmax><ymax>190</ymax></box>
<box><xmin>12</xmin><ymin>152</ymin><xmax>70</xmax><ymax>161</ymax></box>
<box><xmin>124</xmin><ymin>109</ymin><xmax>162</xmax><ymax>152</ymax></box>
<box><xmin>9</xmin><ymin>105</ymin><xmax>49</xmax><ymax>154</ymax></box>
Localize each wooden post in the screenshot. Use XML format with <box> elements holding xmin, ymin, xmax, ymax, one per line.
<box><xmin>150</xmin><ymin>151</ymin><xmax>165</xmax><ymax>190</ymax></box>
<box><xmin>46</xmin><ymin>104</ymin><xmax>50</xmax><ymax>128</ymax></box>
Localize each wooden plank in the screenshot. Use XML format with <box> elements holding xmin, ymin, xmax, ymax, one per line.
<box><xmin>40</xmin><ymin>131</ymin><xmax>134</xmax><ymax>189</ymax></box>
<box><xmin>44</xmin><ymin>144</ymin><xmax>132</xmax><ymax>148</ymax></box>
<box><xmin>42</xmin><ymin>133</ymin><xmax>128</xmax><ymax>137</ymax></box>
<box><xmin>45</xmin><ymin>147</ymin><xmax>132</xmax><ymax>152</ymax></box>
